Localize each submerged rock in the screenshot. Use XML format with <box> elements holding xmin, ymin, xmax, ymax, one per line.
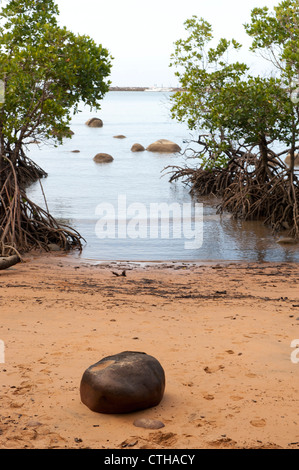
<box><xmin>80</xmin><ymin>351</ymin><xmax>165</xmax><ymax>414</ymax></box>
<box><xmin>146</xmin><ymin>139</ymin><xmax>181</xmax><ymax>153</ymax></box>
<box><xmin>113</xmin><ymin>135</ymin><xmax>126</xmax><ymax>139</ymax></box>
<box><xmin>93</xmin><ymin>153</ymin><xmax>114</xmax><ymax>163</ymax></box>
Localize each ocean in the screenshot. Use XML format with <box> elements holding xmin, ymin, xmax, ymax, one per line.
<box><xmin>26</xmin><ymin>91</ymin><xmax>299</xmax><ymax>262</ymax></box>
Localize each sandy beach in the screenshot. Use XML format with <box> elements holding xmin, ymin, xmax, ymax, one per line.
<box><xmin>0</xmin><ymin>252</ymin><xmax>299</xmax><ymax>450</ymax></box>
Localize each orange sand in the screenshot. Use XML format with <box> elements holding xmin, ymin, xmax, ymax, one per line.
<box><xmin>0</xmin><ymin>253</ymin><xmax>299</xmax><ymax>449</ymax></box>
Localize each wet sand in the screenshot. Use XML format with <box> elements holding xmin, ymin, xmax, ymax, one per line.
<box><xmin>0</xmin><ymin>253</ymin><xmax>299</xmax><ymax>449</ymax></box>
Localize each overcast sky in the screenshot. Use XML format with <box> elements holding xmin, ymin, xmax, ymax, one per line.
<box><xmin>56</xmin><ymin>0</ymin><xmax>280</xmax><ymax>87</ymax></box>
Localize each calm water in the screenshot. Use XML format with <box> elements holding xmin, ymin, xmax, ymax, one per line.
<box><xmin>27</xmin><ymin>91</ymin><xmax>299</xmax><ymax>262</ymax></box>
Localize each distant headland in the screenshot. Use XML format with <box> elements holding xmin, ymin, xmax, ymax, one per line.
<box><xmin>109</xmin><ymin>86</ymin><xmax>183</xmax><ymax>92</ymax></box>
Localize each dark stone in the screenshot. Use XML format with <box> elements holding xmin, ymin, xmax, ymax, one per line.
<box><xmin>80</xmin><ymin>351</ymin><xmax>165</xmax><ymax>414</ymax></box>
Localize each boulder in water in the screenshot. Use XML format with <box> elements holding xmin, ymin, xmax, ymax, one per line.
<box><xmin>146</xmin><ymin>139</ymin><xmax>181</xmax><ymax>153</ymax></box>
<box><xmin>93</xmin><ymin>153</ymin><xmax>114</xmax><ymax>163</ymax></box>
<box><xmin>131</xmin><ymin>143</ymin><xmax>145</xmax><ymax>152</ymax></box>
<box><xmin>86</xmin><ymin>118</ymin><xmax>103</xmax><ymax>128</ymax></box>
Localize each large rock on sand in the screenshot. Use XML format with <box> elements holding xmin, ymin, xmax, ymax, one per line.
<box><xmin>86</xmin><ymin>117</ymin><xmax>103</xmax><ymax>128</ymax></box>
<box><xmin>93</xmin><ymin>153</ymin><xmax>114</xmax><ymax>163</ymax></box>
<box><xmin>147</xmin><ymin>139</ymin><xmax>181</xmax><ymax>153</ymax></box>
<box><xmin>80</xmin><ymin>351</ymin><xmax>165</xmax><ymax>414</ymax></box>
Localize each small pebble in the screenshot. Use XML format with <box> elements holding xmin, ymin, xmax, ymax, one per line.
<box><xmin>26</xmin><ymin>420</ymin><xmax>42</xmax><ymax>427</ymax></box>
<box><xmin>133</xmin><ymin>418</ymin><xmax>165</xmax><ymax>430</ymax></box>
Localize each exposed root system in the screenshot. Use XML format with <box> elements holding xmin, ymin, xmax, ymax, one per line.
<box><xmin>0</xmin><ymin>154</ymin><xmax>84</xmax><ymax>256</ymax></box>
<box><xmin>165</xmin><ymin>142</ymin><xmax>299</xmax><ymax>239</ymax></box>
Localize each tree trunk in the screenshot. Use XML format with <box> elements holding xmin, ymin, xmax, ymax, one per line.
<box><xmin>259</xmin><ymin>134</ymin><xmax>270</xmax><ymax>183</ymax></box>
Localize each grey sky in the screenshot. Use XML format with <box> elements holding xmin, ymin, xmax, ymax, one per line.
<box><xmin>56</xmin><ymin>0</ymin><xmax>280</xmax><ymax>87</ymax></box>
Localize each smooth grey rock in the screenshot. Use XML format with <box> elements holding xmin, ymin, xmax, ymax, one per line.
<box><xmin>80</xmin><ymin>351</ymin><xmax>165</xmax><ymax>414</ymax></box>
<box><xmin>133</xmin><ymin>418</ymin><xmax>165</xmax><ymax>429</ymax></box>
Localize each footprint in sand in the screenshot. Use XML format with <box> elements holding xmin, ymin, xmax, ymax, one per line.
<box><xmin>182</xmin><ymin>382</ymin><xmax>194</xmax><ymax>387</ymax></box>
<box><xmin>9</xmin><ymin>401</ymin><xmax>24</xmax><ymax>409</ymax></box>
<box><xmin>204</xmin><ymin>365</ymin><xmax>225</xmax><ymax>374</ymax></box>
<box><xmin>203</xmin><ymin>394</ymin><xmax>215</xmax><ymax>401</ymax></box>
<box><xmin>230</xmin><ymin>396</ymin><xmax>244</xmax><ymax>401</ymax></box>
<box><xmin>148</xmin><ymin>431</ymin><xmax>177</xmax><ymax>447</ymax></box>
<box><xmin>250</xmin><ymin>418</ymin><xmax>266</xmax><ymax>427</ymax></box>
<box><xmin>12</xmin><ymin>381</ymin><xmax>32</xmax><ymax>395</ymax></box>
<box><xmin>208</xmin><ymin>437</ymin><xmax>237</xmax><ymax>448</ymax></box>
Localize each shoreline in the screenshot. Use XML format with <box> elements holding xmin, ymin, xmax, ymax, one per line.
<box><xmin>64</xmin><ymin>249</ymin><xmax>299</xmax><ymax>268</ymax></box>
<box><xmin>1</xmin><ymin>253</ymin><xmax>299</xmax><ymax>449</ymax></box>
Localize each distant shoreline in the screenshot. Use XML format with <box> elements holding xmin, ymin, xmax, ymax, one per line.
<box><xmin>109</xmin><ymin>86</ymin><xmax>183</xmax><ymax>92</ymax></box>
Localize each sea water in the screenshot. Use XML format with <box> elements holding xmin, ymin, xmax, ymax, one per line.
<box><xmin>26</xmin><ymin>91</ymin><xmax>299</xmax><ymax>262</ymax></box>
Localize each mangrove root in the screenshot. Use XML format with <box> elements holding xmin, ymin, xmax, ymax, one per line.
<box><xmin>0</xmin><ymin>255</ymin><xmax>20</xmax><ymax>270</ymax></box>
<box><xmin>0</xmin><ymin>155</ymin><xmax>84</xmax><ymax>256</ymax></box>
<box><xmin>165</xmin><ymin>146</ymin><xmax>299</xmax><ymax>238</ymax></box>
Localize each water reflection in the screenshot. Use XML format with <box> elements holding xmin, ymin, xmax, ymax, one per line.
<box><xmin>200</xmin><ymin>205</ymin><xmax>298</xmax><ymax>263</ymax></box>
